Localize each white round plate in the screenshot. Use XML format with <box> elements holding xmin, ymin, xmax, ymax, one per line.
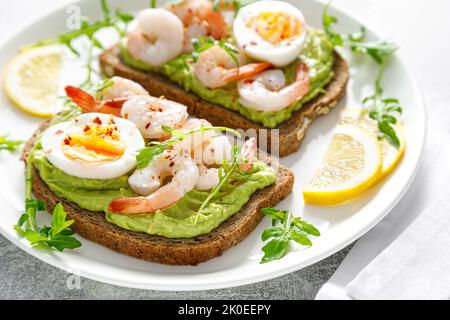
<box><xmin>0</xmin><ymin>0</ymin><xmax>425</xmax><ymax>290</ymax></box>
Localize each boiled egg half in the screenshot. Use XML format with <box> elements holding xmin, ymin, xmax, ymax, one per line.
<box><xmin>41</xmin><ymin>113</ymin><xmax>145</xmax><ymax>180</ymax></box>
<box><xmin>233</xmin><ymin>0</ymin><xmax>307</xmax><ymax>67</ymax></box>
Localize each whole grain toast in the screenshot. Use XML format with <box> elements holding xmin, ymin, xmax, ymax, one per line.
<box><xmin>100</xmin><ymin>45</ymin><xmax>349</xmax><ymax>157</ymax></box>
<box><xmin>23</xmin><ymin>121</ymin><xmax>294</xmax><ymax>265</ymax></box>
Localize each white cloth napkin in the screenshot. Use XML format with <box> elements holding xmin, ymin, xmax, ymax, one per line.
<box><xmin>345</xmin><ymin>187</ymin><xmax>450</xmax><ymax>299</ymax></box>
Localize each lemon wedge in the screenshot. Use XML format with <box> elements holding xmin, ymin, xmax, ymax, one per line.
<box><xmin>303</xmin><ymin>125</ymin><xmax>382</xmax><ymax>206</ymax></box>
<box><xmin>4</xmin><ymin>45</ymin><xmax>63</xmax><ymax>117</ymax></box>
<box><xmin>340</xmin><ymin>108</ymin><xmax>405</xmax><ymax>180</ymax></box>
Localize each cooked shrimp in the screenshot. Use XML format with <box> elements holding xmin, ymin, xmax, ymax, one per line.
<box><xmin>174</xmin><ymin>118</ymin><xmax>216</xmax><ymax>155</ymax></box>
<box><xmin>240</xmin><ymin>137</ymin><xmax>257</xmax><ymax>171</ymax></box>
<box><xmin>96</xmin><ymin>77</ymin><xmax>148</xmax><ymax>100</ymax></box>
<box><xmin>201</xmin><ymin>135</ymin><xmax>233</xmax><ymax>165</ymax></box>
<box><xmin>166</xmin><ymin>0</ymin><xmax>228</xmax><ymax>52</ymax></box>
<box><xmin>193</xmin><ymin>46</ymin><xmax>272</xmax><ymax>88</ymax></box>
<box><xmin>196</xmin><ymin>165</ymin><xmax>220</xmax><ymax>191</ymax></box>
<box><xmin>127</xmin><ymin>8</ymin><xmax>184</xmax><ymax>66</ymax></box>
<box><xmin>196</xmin><ymin>137</ymin><xmax>257</xmax><ymax>190</ymax></box>
<box><xmin>193</xmin><ymin>136</ymin><xmax>233</xmax><ymax>191</ymax></box>
<box><xmin>121</xmin><ymin>96</ymin><xmax>188</xmax><ymax>139</ymax></box>
<box><xmin>238</xmin><ymin>63</ymin><xmax>311</xmax><ymax>111</ymax></box>
<box><xmin>109</xmin><ymin>151</ymin><xmax>199</xmax><ymax>214</ymax></box>
<box><xmin>64</xmin><ymin>77</ymin><xmax>149</xmax><ymax>117</ymax></box>
<box><xmin>174</xmin><ymin>118</ymin><xmax>232</xmax><ymax>165</ymax></box>
<box><xmin>127</xmin><ymin>150</ymin><xmax>176</xmax><ymax>196</ymax></box>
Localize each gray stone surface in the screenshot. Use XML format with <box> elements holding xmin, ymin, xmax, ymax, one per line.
<box><xmin>0</xmin><ymin>234</ymin><xmax>352</xmax><ymax>300</ymax></box>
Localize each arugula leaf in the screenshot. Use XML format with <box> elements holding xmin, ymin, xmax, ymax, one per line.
<box><xmin>260</xmin><ymin>208</ymin><xmax>320</xmax><ymax>263</ymax></box>
<box><xmin>288</xmin><ymin>229</ymin><xmax>312</xmax><ymax>246</ymax></box>
<box><xmin>322</xmin><ymin>2</ymin><xmax>397</xmax><ymax>64</ymax></box>
<box><xmin>292</xmin><ymin>217</ymin><xmax>321</xmax><ymax>236</ymax></box>
<box><xmin>261</xmin><ymin>237</ymin><xmax>289</xmax><ymax>263</ymax></box>
<box><xmin>25</xmin><ymin>199</ymin><xmax>46</xmax><ymax>211</ymax></box>
<box><xmin>115</xmin><ymin>9</ymin><xmax>134</xmax><ymax>24</ymax></box>
<box><xmin>261</xmin><ymin>227</ymin><xmax>284</xmax><ymax>241</ymax></box>
<box><xmin>50</xmin><ymin>203</ymin><xmax>76</xmax><ymax>238</ymax></box>
<box><xmin>15</xmin><ymin>203</ymin><xmax>81</xmax><ymax>252</ymax></box>
<box><xmin>261</xmin><ymin>208</ymin><xmax>287</xmax><ymax>222</ymax></box>
<box><xmin>0</xmin><ymin>135</ymin><xmax>23</xmax><ymax>152</ymax></box>
<box><xmin>136</xmin><ymin>125</ymin><xmax>241</xmax><ymax>170</ymax></box>
<box><xmin>362</xmin><ymin>62</ymin><xmax>403</xmax><ymax>148</ymax></box>
<box><xmin>47</xmin><ymin>234</ymin><xmax>82</xmax><ymax>252</ymax></box>
<box><xmin>14</xmin><ymin>154</ymin><xmax>81</xmax><ymax>252</ymax></box>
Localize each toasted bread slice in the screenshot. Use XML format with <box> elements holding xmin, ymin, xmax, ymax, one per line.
<box><xmin>100</xmin><ymin>45</ymin><xmax>349</xmax><ymax>157</ymax></box>
<box><xmin>23</xmin><ymin>121</ymin><xmax>294</xmax><ymax>265</ymax></box>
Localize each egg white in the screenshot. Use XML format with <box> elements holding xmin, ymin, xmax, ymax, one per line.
<box><xmin>233</xmin><ymin>0</ymin><xmax>307</xmax><ymax>67</ymax></box>
<box><xmin>41</xmin><ymin>113</ymin><xmax>145</xmax><ymax>180</ymax></box>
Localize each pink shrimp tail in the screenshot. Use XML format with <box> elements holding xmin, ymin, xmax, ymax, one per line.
<box><xmin>223</xmin><ymin>63</ymin><xmax>272</xmax><ymax>82</ymax></box>
<box><xmin>108</xmin><ymin>197</ymin><xmax>152</xmax><ymax>215</ymax></box>
<box><xmin>100</xmin><ymin>97</ymin><xmax>129</xmax><ymax>117</ymax></box>
<box><xmin>295</xmin><ymin>63</ymin><xmax>311</xmax><ymax>99</ymax></box>
<box><xmin>65</xmin><ymin>86</ymin><xmax>99</xmax><ymax>113</ymax></box>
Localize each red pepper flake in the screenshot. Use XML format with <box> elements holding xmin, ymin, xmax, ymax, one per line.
<box><xmin>244</xmin><ymin>79</ymin><xmax>255</xmax><ymax>84</ymax></box>
<box><xmin>63</xmin><ymin>136</ymin><xmax>72</xmax><ymax>145</ymax></box>
<box><xmin>145</xmin><ymin>123</ymin><xmax>151</xmax><ymax>129</ymax></box>
<box><xmin>124</xmin><ymin>113</ymin><xmax>129</xmax><ymax>119</ymax></box>
<box><xmin>83</xmin><ymin>125</ymin><xmax>91</xmax><ymax>132</ymax></box>
<box><xmin>93</xmin><ymin>117</ymin><xmax>102</xmax><ymax>125</ymax></box>
<box><xmin>169</xmin><ymin>161</ymin><xmax>174</xmax><ymax>167</ymax></box>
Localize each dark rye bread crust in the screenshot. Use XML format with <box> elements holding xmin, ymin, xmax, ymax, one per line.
<box><xmin>23</xmin><ymin>122</ymin><xmax>294</xmax><ymax>265</ymax></box>
<box><xmin>99</xmin><ymin>45</ymin><xmax>349</xmax><ymax>157</ymax></box>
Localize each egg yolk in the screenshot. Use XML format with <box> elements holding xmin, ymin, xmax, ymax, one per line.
<box><xmin>62</xmin><ymin>117</ymin><xmax>126</xmax><ymax>164</ymax></box>
<box><xmin>247</xmin><ymin>11</ymin><xmax>303</xmax><ymax>45</ymax></box>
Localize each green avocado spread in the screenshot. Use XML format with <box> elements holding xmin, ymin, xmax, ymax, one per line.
<box><xmin>120</xmin><ymin>29</ymin><xmax>334</xmax><ymax>128</ymax></box>
<box><xmin>30</xmin><ymin>107</ymin><xmax>276</xmax><ymax>238</ymax></box>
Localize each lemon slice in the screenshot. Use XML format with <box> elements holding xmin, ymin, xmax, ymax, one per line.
<box><xmin>303</xmin><ymin>125</ymin><xmax>382</xmax><ymax>206</ymax></box>
<box><xmin>4</xmin><ymin>45</ymin><xmax>63</xmax><ymax>117</ymax></box>
<box><xmin>340</xmin><ymin>108</ymin><xmax>405</xmax><ymax>180</ymax></box>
